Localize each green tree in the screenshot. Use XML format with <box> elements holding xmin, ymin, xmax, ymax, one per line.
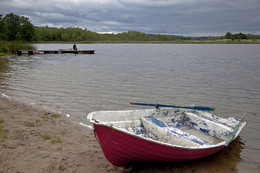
<box><xmin>2</xmin><ymin>13</ymin><xmax>21</xmax><ymax>41</ymax></box>
<box><xmin>61</xmin><ymin>32</ymin><xmax>69</xmax><ymax>41</ymax></box>
<box><xmin>0</xmin><ymin>14</ymin><xmax>8</xmax><ymax>40</ymax></box>
<box><xmin>20</xmin><ymin>16</ymin><xmax>35</xmax><ymax>41</ymax></box>
<box><xmin>225</xmin><ymin>32</ymin><xmax>233</xmax><ymax>39</ymax></box>
<box><xmin>0</xmin><ymin>13</ymin><xmax>35</xmax><ymax>41</ymax></box>
<box><xmin>238</xmin><ymin>32</ymin><xmax>247</xmax><ymax>39</ymax></box>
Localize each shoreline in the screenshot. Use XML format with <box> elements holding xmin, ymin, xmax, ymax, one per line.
<box><xmin>1</xmin><ymin>40</ymin><xmax>259</xmax><ymax>57</ymax></box>
<box><xmin>20</xmin><ymin>39</ymin><xmax>260</xmax><ymax>44</ymax></box>
<box><xmin>0</xmin><ymin>95</ymin><xmax>248</xmax><ymax>172</ymax></box>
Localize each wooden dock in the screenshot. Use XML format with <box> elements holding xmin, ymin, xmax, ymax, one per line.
<box><xmin>15</xmin><ymin>49</ymin><xmax>95</xmax><ymax>55</ymax></box>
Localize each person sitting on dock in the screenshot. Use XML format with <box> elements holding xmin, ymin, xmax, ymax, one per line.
<box><xmin>73</xmin><ymin>44</ymin><xmax>77</xmax><ymax>51</ymax></box>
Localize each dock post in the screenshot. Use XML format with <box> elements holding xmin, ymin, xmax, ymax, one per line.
<box><xmin>17</xmin><ymin>50</ymin><xmax>22</xmax><ymax>56</ymax></box>
<box><xmin>28</xmin><ymin>50</ymin><xmax>34</xmax><ymax>55</ymax></box>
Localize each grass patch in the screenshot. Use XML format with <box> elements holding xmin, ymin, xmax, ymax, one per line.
<box><xmin>41</xmin><ymin>133</ymin><xmax>63</xmax><ymax>144</ymax></box>
<box><xmin>41</xmin><ymin>113</ymin><xmax>61</xmax><ymax>122</ymax></box>
<box><xmin>0</xmin><ymin>125</ymin><xmax>8</xmax><ymax>142</ymax></box>
<box><xmin>41</xmin><ymin>132</ymin><xmax>52</xmax><ymax>140</ymax></box>
<box><xmin>10</xmin><ymin>115</ymin><xmax>15</xmax><ymax>119</ymax></box>
<box><xmin>0</xmin><ymin>126</ymin><xmax>3</xmax><ymax>136</ymax></box>
<box><xmin>41</xmin><ymin>113</ymin><xmax>61</xmax><ymax>123</ymax></box>
<box><xmin>13</xmin><ymin>130</ymin><xmax>23</xmax><ymax>139</ymax></box>
<box><xmin>8</xmin><ymin>42</ymin><xmax>37</xmax><ymax>51</ymax></box>
<box><xmin>23</xmin><ymin>107</ymin><xmax>30</xmax><ymax>112</ymax></box>
<box><xmin>24</xmin><ymin>119</ymin><xmax>35</xmax><ymax>127</ymax></box>
<box><xmin>41</xmin><ymin>114</ymin><xmax>49</xmax><ymax>122</ymax></box>
<box><xmin>51</xmin><ymin>136</ymin><xmax>62</xmax><ymax>144</ymax></box>
<box><xmin>0</xmin><ymin>121</ymin><xmax>6</xmax><ymax>141</ymax></box>
<box><xmin>57</xmin><ymin>146</ymin><xmax>62</xmax><ymax>151</ymax></box>
<box><xmin>51</xmin><ymin>113</ymin><xmax>61</xmax><ymax>118</ymax></box>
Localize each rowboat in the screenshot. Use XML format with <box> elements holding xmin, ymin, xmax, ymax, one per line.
<box><xmin>87</xmin><ymin>106</ymin><xmax>246</xmax><ymax>166</ymax></box>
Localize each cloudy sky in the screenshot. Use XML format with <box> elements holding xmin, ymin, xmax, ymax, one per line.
<box><xmin>0</xmin><ymin>0</ymin><xmax>260</xmax><ymax>36</ymax></box>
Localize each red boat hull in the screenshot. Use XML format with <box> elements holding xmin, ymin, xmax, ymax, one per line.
<box><xmin>94</xmin><ymin>124</ymin><xmax>225</xmax><ymax>166</ymax></box>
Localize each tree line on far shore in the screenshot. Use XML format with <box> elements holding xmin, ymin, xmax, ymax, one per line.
<box><xmin>1</xmin><ymin>13</ymin><xmax>260</xmax><ymax>42</ymax></box>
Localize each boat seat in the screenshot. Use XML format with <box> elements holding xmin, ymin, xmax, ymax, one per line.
<box><xmin>141</xmin><ymin>116</ymin><xmax>212</xmax><ymax>147</ymax></box>
<box><xmin>184</xmin><ymin>112</ymin><xmax>232</xmax><ymax>141</ymax></box>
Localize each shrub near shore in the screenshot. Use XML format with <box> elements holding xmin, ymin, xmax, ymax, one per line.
<box><xmin>0</xmin><ymin>41</ymin><xmax>36</xmax><ymax>56</ymax></box>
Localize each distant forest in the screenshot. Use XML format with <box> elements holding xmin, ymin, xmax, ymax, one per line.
<box><xmin>1</xmin><ymin>13</ymin><xmax>260</xmax><ymax>42</ymax></box>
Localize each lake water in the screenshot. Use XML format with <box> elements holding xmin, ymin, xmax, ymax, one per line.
<box><xmin>0</xmin><ymin>44</ymin><xmax>260</xmax><ymax>172</ymax></box>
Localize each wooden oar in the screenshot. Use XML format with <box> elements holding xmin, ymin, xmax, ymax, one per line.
<box><xmin>130</xmin><ymin>102</ymin><xmax>215</xmax><ymax>111</ymax></box>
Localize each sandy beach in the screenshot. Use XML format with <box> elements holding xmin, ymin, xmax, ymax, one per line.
<box><xmin>0</xmin><ymin>95</ymin><xmax>249</xmax><ymax>173</ymax></box>
<box><xmin>0</xmin><ymin>95</ymin><xmax>123</xmax><ymax>173</ymax></box>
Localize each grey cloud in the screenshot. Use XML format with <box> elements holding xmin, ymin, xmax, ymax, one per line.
<box><xmin>0</xmin><ymin>0</ymin><xmax>259</xmax><ymax>35</ymax></box>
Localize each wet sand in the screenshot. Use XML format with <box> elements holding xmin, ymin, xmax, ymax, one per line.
<box><xmin>0</xmin><ymin>95</ymin><xmax>247</xmax><ymax>172</ymax></box>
